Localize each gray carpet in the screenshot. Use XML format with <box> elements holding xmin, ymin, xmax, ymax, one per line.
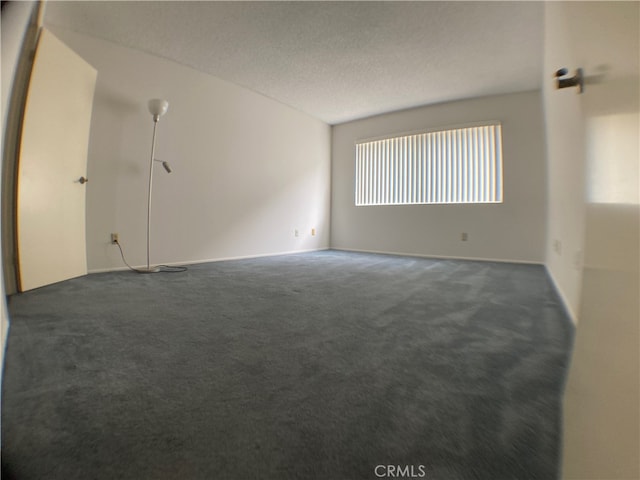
<box><xmin>1</xmin><ymin>250</ymin><xmax>573</xmax><ymax>480</ymax></box>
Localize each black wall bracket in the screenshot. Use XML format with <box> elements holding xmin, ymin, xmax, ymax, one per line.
<box><xmin>555</xmin><ymin>67</ymin><xmax>584</xmax><ymax>93</ymax></box>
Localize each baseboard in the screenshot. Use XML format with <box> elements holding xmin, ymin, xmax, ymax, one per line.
<box><xmin>88</xmin><ymin>247</ymin><xmax>331</xmax><ymax>274</ymax></box>
<box><xmin>544</xmin><ymin>265</ymin><xmax>578</xmax><ymax>325</ymax></box>
<box><xmin>332</xmin><ymin>247</ymin><xmax>544</xmax><ymax>266</ymax></box>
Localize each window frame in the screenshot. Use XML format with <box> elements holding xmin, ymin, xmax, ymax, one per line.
<box><xmin>354</xmin><ymin>122</ymin><xmax>503</xmax><ymax>206</ymax></box>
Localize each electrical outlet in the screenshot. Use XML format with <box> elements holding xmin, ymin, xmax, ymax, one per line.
<box><xmin>461</xmin><ymin>232</ymin><xmax>468</xmax><ymax>241</ymax></box>
<box><xmin>294</xmin><ymin>229</ymin><xmax>299</xmax><ymax>237</ymax></box>
<box><xmin>111</xmin><ymin>233</ymin><xmax>119</xmax><ymax>244</ymax></box>
<box><xmin>311</xmin><ymin>228</ymin><xmax>316</xmax><ymax>236</ymax></box>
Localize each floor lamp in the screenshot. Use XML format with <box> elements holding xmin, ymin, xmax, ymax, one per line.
<box><xmin>141</xmin><ymin>98</ymin><xmax>172</xmax><ymax>273</ymax></box>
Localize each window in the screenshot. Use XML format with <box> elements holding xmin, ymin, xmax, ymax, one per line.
<box><xmin>355</xmin><ymin>124</ymin><xmax>503</xmax><ymax>206</ymax></box>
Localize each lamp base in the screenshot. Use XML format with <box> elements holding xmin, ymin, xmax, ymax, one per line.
<box><xmin>138</xmin><ymin>266</ymin><xmax>161</xmax><ymax>273</ymax></box>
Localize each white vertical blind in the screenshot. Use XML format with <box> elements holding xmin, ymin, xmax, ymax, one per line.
<box><xmin>355</xmin><ymin>124</ymin><xmax>503</xmax><ymax>206</ymax></box>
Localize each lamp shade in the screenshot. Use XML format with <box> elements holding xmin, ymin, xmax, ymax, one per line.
<box><xmin>148</xmin><ymin>99</ymin><xmax>169</xmax><ymax>117</ymax></box>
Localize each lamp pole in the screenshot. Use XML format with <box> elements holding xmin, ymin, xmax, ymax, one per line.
<box><xmin>141</xmin><ymin>99</ymin><xmax>170</xmax><ymax>273</ymax></box>
<box><xmin>144</xmin><ymin>117</ymin><xmax>160</xmax><ymax>273</ymax></box>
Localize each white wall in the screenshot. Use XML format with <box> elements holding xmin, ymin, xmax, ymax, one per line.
<box><xmin>542</xmin><ymin>2</ymin><xmax>639</xmax><ymax>479</ymax></box>
<box><xmin>48</xmin><ymin>27</ymin><xmax>331</xmax><ymax>272</ymax></box>
<box><xmin>542</xmin><ymin>5</ymin><xmax>587</xmax><ymax>320</ymax></box>
<box><xmin>331</xmin><ymin>91</ymin><xmax>547</xmax><ymax>263</ymax></box>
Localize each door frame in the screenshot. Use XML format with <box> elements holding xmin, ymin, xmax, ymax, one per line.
<box><xmin>1</xmin><ymin>2</ymin><xmax>42</xmax><ymax>295</ymax></box>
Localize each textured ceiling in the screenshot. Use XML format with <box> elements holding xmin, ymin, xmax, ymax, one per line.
<box><xmin>44</xmin><ymin>1</ymin><xmax>544</xmax><ymax>125</ymax></box>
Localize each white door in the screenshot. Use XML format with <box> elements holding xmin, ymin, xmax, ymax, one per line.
<box><xmin>16</xmin><ymin>28</ymin><xmax>97</xmax><ymax>291</ymax></box>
